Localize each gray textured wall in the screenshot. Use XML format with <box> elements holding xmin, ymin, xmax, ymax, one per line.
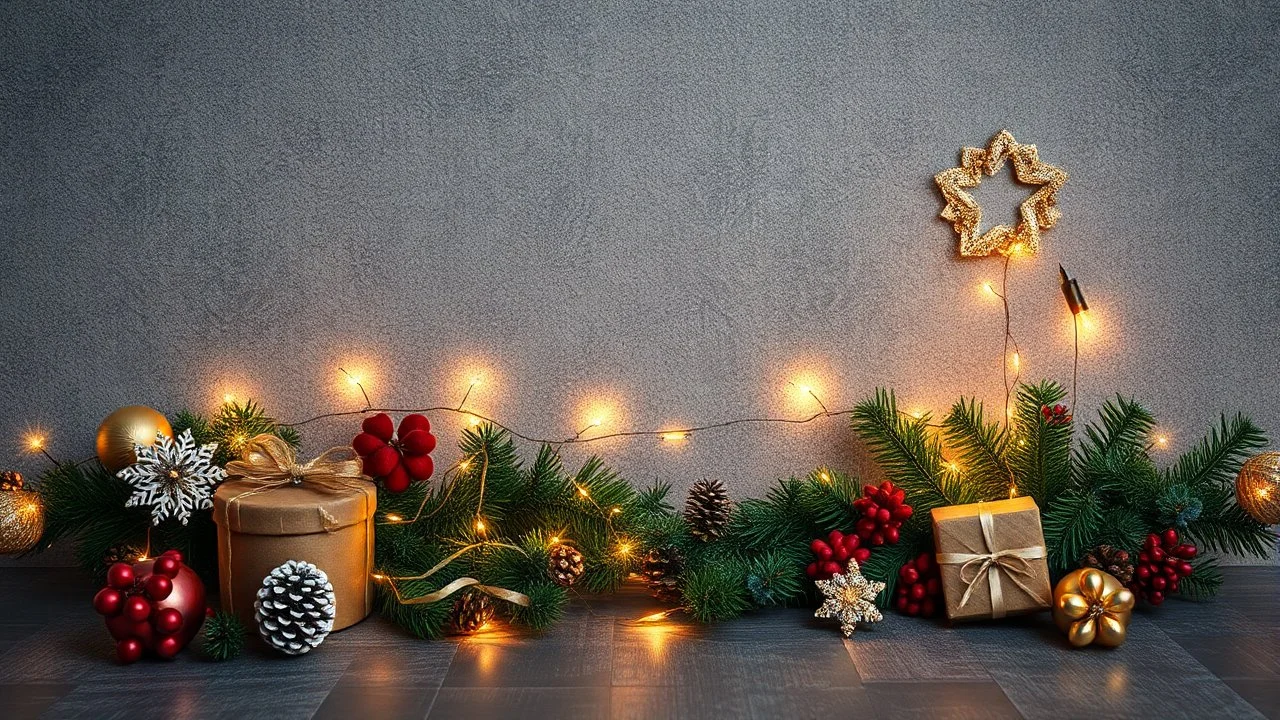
<box><xmin>3</xmin><ymin>2</ymin><xmax>1279</xmax><ymax>562</ymax></box>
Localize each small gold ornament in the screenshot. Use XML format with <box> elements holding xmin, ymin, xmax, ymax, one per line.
<box><xmin>1236</xmin><ymin>452</ymin><xmax>1280</xmax><ymax>525</ymax></box>
<box><xmin>935</xmin><ymin>130</ymin><xmax>1068</xmax><ymax>257</ymax></box>
<box><xmin>95</xmin><ymin>406</ymin><xmax>173</xmax><ymax>472</ymax></box>
<box><xmin>1052</xmin><ymin>568</ymin><xmax>1134</xmax><ymax>648</ymax></box>
<box><xmin>814</xmin><ymin>559</ymin><xmax>885</xmax><ymax>637</ymax></box>
<box><xmin>0</xmin><ymin>487</ymin><xmax>44</xmax><ymax>554</ymax></box>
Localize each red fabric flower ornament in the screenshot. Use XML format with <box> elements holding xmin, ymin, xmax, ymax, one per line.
<box><xmin>352</xmin><ymin>413</ymin><xmax>437</xmax><ymax>492</ymax></box>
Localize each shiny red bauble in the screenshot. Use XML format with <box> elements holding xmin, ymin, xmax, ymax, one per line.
<box><xmin>851</xmin><ymin>481</ymin><xmax>912</xmax><ymax>546</ymax></box>
<box><xmin>93</xmin><ymin>549</ymin><xmax>206</xmax><ymax>664</ymax></box>
<box><xmin>806</xmin><ymin>529</ymin><xmax>871</xmax><ymax>580</ymax></box>
<box><xmin>1128</xmin><ymin>529</ymin><xmax>1197</xmax><ymax>605</ymax></box>
<box><xmin>352</xmin><ymin>413</ymin><xmax>437</xmax><ymax>493</ymax></box>
<box><xmin>894</xmin><ymin>552</ymin><xmax>942</xmax><ymax>618</ymax></box>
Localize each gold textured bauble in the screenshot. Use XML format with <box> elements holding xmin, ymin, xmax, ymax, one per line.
<box><xmin>1236</xmin><ymin>452</ymin><xmax>1280</xmax><ymax>525</ymax></box>
<box><xmin>1053</xmin><ymin>568</ymin><xmax>1134</xmax><ymax>648</ymax></box>
<box><xmin>96</xmin><ymin>406</ymin><xmax>173</xmax><ymax>472</ymax></box>
<box><xmin>0</xmin><ymin>489</ymin><xmax>44</xmax><ymax>554</ymax></box>
<box><xmin>935</xmin><ymin>129</ymin><xmax>1069</xmax><ymax>257</ymax></box>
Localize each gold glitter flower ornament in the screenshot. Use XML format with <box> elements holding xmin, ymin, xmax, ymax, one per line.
<box><xmin>814</xmin><ymin>559</ymin><xmax>884</xmax><ymax>637</ymax></box>
<box><xmin>935</xmin><ymin>130</ymin><xmax>1068</xmax><ymax>257</ymax></box>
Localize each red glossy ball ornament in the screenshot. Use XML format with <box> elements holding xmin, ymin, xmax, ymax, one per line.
<box><xmin>154</xmin><ymin>607</ymin><xmax>183</xmax><ymax>635</ymax></box>
<box><xmin>93</xmin><ymin>587</ymin><xmax>123</xmax><ymax>616</ymax></box>
<box><xmin>155</xmin><ymin>635</ymin><xmax>181</xmax><ymax>659</ymax></box>
<box><xmin>145</xmin><ymin>574</ymin><xmax>173</xmax><ymax>601</ymax></box>
<box><xmin>124</xmin><ymin>595</ymin><xmax>152</xmax><ymax>622</ymax></box>
<box><xmin>152</xmin><ymin>555</ymin><xmax>180</xmax><ymax>578</ymax></box>
<box><xmin>107</xmin><ymin>562</ymin><xmax>135</xmax><ymax>589</ymax></box>
<box><xmin>163</xmin><ymin>549</ymin><xmax>183</xmax><ymax>563</ymax></box>
<box><xmin>116</xmin><ymin>638</ymin><xmax>144</xmax><ymax>664</ymax></box>
<box><xmin>98</xmin><ymin>553</ymin><xmax>206</xmax><ymax>662</ymax></box>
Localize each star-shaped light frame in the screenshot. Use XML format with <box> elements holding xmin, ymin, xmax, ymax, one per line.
<box><xmin>814</xmin><ymin>559</ymin><xmax>885</xmax><ymax>637</ymax></box>
<box><xmin>935</xmin><ymin>130</ymin><xmax>1068</xmax><ymax>257</ymax></box>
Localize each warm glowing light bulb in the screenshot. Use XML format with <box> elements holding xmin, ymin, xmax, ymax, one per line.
<box><xmin>982</xmin><ymin>281</ymin><xmax>995</xmax><ymax>296</ymax></box>
<box><xmin>660</xmin><ymin>431</ymin><xmax>690</xmax><ymax>441</ymax></box>
<box><xmin>591</xmin><ymin>417</ymin><xmax>603</xmax><ymax>427</ymax></box>
<box><xmin>1079</xmin><ymin>311</ymin><xmax>1095</xmax><ymax>331</ymax></box>
<box><xmin>26</xmin><ymin>434</ymin><xmax>45</xmax><ymax>451</ymax></box>
<box><xmin>1258</xmin><ymin>487</ymin><xmax>1271</xmax><ymax>500</ymax></box>
<box><xmin>371</xmin><ymin>573</ymin><xmax>387</xmax><ymax>581</ymax></box>
<box><xmin>475</xmin><ymin>519</ymin><xmax>486</xmax><ymax>533</ymax></box>
<box><xmin>550</xmin><ymin>536</ymin><xmax>560</xmax><ymax>544</ymax></box>
<box><xmin>617</xmin><ymin>542</ymin><xmax>632</xmax><ymax>556</ymax></box>
<box><xmin>470</xmin><ymin>376</ymin><xmax>482</xmax><ymax>386</ymax></box>
<box><xmin>1009</xmin><ymin>485</ymin><xmax>1018</xmax><ymax>499</ymax></box>
<box><xmin>386</xmin><ymin>514</ymin><xmax>403</xmax><ymax>523</ymax></box>
<box><xmin>578</xmin><ymin>487</ymin><xmax>589</xmax><ymax>498</ymax></box>
<box><xmin>948</xmin><ymin>462</ymin><xmax>960</xmax><ymax>473</ymax></box>
<box><xmin>819</xmin><ymin>471</ymin><xmax>830</xmax><ymax>482</ymax></box>
<box><xmin>638</xmin><ymin>611</ymin><xmax>670</xmax><ymax>623</ymax></box>
<box><xmin>1156</xmin><ymin>436</ymin><xmax>1169</xmax><ymax>447</ymax></box>
<box><xmin>910</xmin><ymin>410</ymin><xmax>923</xmax><ymax>419</ymax></box>
<box><xmin>222</xmin><ymin>393</ymin><xmax>236</xmax><ymax>404</ymax></box>
<box><xmin>468</xmin><ymin>416</ymin><xmax>481</xmax><ymax>427</ymax></box>
<box><xmin>347</xmin><ymin>374</ymin><xmax>362</xmax><ymax>386</ymax></box>
<box><xmin>1011</xmin><ymin>352</ymin><xmax>1021</xmax><ymax>370</ymax></box>
<box><xmin>798</xmin><ymin>385</ymin><xmax>811</xmax><ymax>396</ymax></box>
<box><xmin>611</xmin><ymin>507</ymin><xmax>622</xmax><ymax>515</ymax></box>
<box><xmin>459</xmin><ymin>460</ymin><xmax>471</xmax><ymax>471</ymax></box>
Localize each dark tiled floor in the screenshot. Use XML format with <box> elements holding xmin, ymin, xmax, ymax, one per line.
<box><xmin>1</xmin><ymin>567</ymin><xmax>1278</xmax><ymax>719</ymax></box>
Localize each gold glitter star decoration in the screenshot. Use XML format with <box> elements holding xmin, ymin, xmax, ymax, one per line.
<box><xmin>814</xmin><ymin>559</ymin><xmax>885</xmax><ymax>637</ymax></box>
<box><xmin>935</xmin><ymin>130</ymin><xmax>1068</xmax><ymax>257</ymax></box>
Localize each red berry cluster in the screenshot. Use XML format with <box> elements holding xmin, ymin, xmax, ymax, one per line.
<box><xmin>806</xmin><ymin>530</ymin><xmax>871</xmax><ymax>580</ymax></box>
<box><xmin>1131</xmin><ymin>529</ymin><xmax>1196</xmax><ymax>605</ymax></box>
<box><xmin>852</xmin><ymin>481</ymin><xmax>912</xmax><ymax>546</ymax></box>
<box><xmin>894</xmin><ymin>552</ymin><xmax>942</xmax><ymax>617</ymax></box>
<box><xmin>1041</xmin><ymin>404</ymin><xmax>1071</xmax><ymax>426</ymax></box>
<box><xmin>353</xmin><ymin>413</ymin><xmax>437</xmax><ymax>492</ymax></box>
<box><xmin>93</xmin><ymin>550</ymin><xmax>189</xmax><ymax>664</ymax></box>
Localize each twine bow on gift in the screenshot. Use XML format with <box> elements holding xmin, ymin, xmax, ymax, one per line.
<box><xmin>224</xmin><ymin>434</ymin><xmax>367</xmax><ymax>495</ymax></box>
<box><xmin>936</xmin><ymin>504</ymin><xmax>1046</xmax><ymax>619</ymax></box>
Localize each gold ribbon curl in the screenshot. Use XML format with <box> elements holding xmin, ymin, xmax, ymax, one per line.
<box><xmin>936</xmin><ymin>505</ymin><xmax>1046</xmax><ymax>619</ymax></box>
<box><xmin>377</xmin><ymin>542</ymin><xmax>531</xmax><ymax>608</ymax></box>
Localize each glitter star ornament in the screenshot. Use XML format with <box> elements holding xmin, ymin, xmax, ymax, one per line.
<box><xmin>119</xmin><ymin>429</ymin><xmax>226</xmax><ymax>525</ymax></box>
<box><xmin>935</xmin><ymin>130</ymin><xmax>1068</xmax><ymax>257</ymax></box>
<box><xmin>814</xmin><ymin>559</ymin><xmax>885</xmax><ymax>637</ymax></box>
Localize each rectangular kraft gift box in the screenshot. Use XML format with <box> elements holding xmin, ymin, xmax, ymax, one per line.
<box><xmin>931</xmin><ymin>496</ymin><xmax>1052</xmax><ymax>622</ymax></box>
<box><xmin>213</xmin><ymin>481</ymin><xmax>376</xmax><ymax>632</ymax></box>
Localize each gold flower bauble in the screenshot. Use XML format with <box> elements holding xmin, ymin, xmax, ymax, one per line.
<box><xmin>1236</xmin><ymin>452</ymin><xmax>1280</xmax><ymax>525</ymax></box>
<box><xmin>814</xmin><ymin>559</ymin><xmax>885</xmax><ymax>637</ymax></box>
<box><xmin>1052</xmin><ymin>568</ymin><xmax>1134</xmax><ymax>648</ymax></box>
<box><xmin>935</xmin><ymin>130</ymin><xmax>1068</xmax><ymax>257</ymax></box>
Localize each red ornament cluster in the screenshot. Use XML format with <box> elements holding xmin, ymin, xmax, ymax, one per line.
<box><xmin>806</xmin><ymin>530</ymin><xmax>871</xmax><ymax>580</ymax></box>
<box><xmin>852</xmin><ymin>481</ymin><xmax>912</xmax><ymax>546</ymax></box>
<box><xmin>353</xmin><ymin>413</ymin><xmax>437</xmax><ymax>492</ymax></box>
<box><xmin>92</xmin><ymin>550</ymin><xmax>206</xmax><ymax>664</ymax></box>
<box><xmin>1041</xmin><ymin>404</ymin><xmax>1072</xmax><ymax>426</ymax></box>
<box><xmin>1131</xmin><ymin>529</ymin><xmax>1197</xmax><ymax>605</ymax></box>
<box><xmin>894</xmin><ymin>552</ymin><xmax>942</xmax><ymax>618</ymax></box>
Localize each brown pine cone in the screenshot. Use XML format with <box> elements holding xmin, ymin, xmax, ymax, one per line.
<box><xmin>641</xmin><ymin>547</ymin><xmax>683</xmax><ymax>602</ymax></box>
<box><xmin>0</xmin><ymin>470</ymin><xmax>23</xmax><ymax>491</ymax></box>
<box><xmin>1080</xmin><ymin>544</ymin><xmax>1134</xmax><ymax>585</ymax></box>
<box><xmin>548</xmin><ymin>543</ymin><xmax>585</xmax><ymax>587</ymax></box>
<box><xmin>449</xmin><ymin>590</ymin><xmax>495</xmax><ymax>634</ymax></box>
<box><xmin>684</xmin><ymin>479</ymin><xmax>731</xmax><ymax>542</ymax></box>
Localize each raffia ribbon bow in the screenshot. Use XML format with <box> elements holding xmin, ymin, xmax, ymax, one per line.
<box><xmin>380</xmin><ymin>543</ymin><xmax>531</xmax><ymax>609</ymax></box>
<box><xmin>936</xmin><ymin>504</ymin><xmax>1046</xmax><ymax>619</ymax></box>
<box><xmin>224</xmin><ymin>434</ymin><xmax>367</xmax><ymax>493</ymax></box>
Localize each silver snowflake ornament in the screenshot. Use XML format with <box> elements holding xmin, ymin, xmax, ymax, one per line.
<box><xmin>814</xmin><ymin>559</ymin><xmax>885</xmax><ymax>637</ymax></box>
<box><xmin>118</xmin><ymin>429</ymin><xmax>226</xmax><ymax>525</ymax></box>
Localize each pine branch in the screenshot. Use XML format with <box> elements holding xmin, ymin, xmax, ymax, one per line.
<box><xmin>1178</xmin><ymin>556</ymin><xmax>1224</xmax><ymax>601</ymax></box>
<box><xmin>681</xmin><ymin>557</ymin><xmax>752</xmax><ymax>622</ymax></box>
<box><xmin>1006</xmin><ymin>381</ymin><xmax>1072</xmax><ymax>504</ymax></box>
<box><xmin>1042</xmin><ymin>490</ymin><xmax>1103</xmax><ymax>572</ymax></box>
<box><xmin>852</xmin><ymin>389</ymin><xmax>976</xmax><ymax>511</ymax></box>
<box><xmin>1166</xmin><ymin>413</ymin><xmax>1266</xmax><ymax>490</ymax></box>
<box><xmin>1080</xmin><ymin>395</ymin><xmax>1155</xmax><ymax>460</ymax></box>
<box><xmin>942</xmin><ymin>397</ymin><xmax>1012</xmax><ymax>500</ymax></box>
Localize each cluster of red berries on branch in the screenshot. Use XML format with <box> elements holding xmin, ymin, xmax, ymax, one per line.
<box><xmin>1130</xmin><ymin>529</ymin><xmax>1197</xmax><ymax>605</ymax></box>
<box><xmin>894</xmin><ymin>552</ymin><xmax>942</xmax><ymax>618</ymax></box>
<box><xmin>852</xmin><ymin>481</ymin><xmax>912</xmax><ymax>546</ymax></box>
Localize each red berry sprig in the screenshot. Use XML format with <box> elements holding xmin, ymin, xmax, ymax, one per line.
<box><xmin>1041</xmin><ymin>404</ymin><xmax>1072</xmax><ymax>426</ymax></box>
<box><xmin>93</xmin><ymin>549</ymin><xmax>188</xmax><ymax>664</ymax></box>
<box><xmin>894</xmin><ymin>552</ymin><xmax>942</xmax><ymax>618</ymax></box>
<box><xmin>806</xmin><ymin>530</ymin><xmax>871</xmax><ymax>581</ymax></box>
<box><xmin>851</xmin><ymin>481</ymin><xmax>912</xmax><ymax>546</ymax></box>
<box><xmin>1130</xmin><ymin>529</ymin><xmax>1197</xmax><ymax>605</ymax></box>
<box><xmin>353</xmin><ymin>413</ymin><xmax>437</xmax><ymax>493</ymax></box>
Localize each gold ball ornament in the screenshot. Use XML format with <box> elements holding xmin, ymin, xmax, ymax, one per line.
<box><xmin>1053</xmin><ymin>568</ymin><xmax>1134</xmax><ymax>648</ymax></box>
<box><xmin>0</xmin><ymin>487</ymin><xmax>44</xmax><ymax>554</ymax></box>
<box><xmin>1236</xmin><ymin>452</ymin><xmax>1280</xmax><ymax>525</ymax></box>
<box><xmin>95</xmin><ymin>406</ymin><xmax>173</xmax><ymax>472</ymax></box>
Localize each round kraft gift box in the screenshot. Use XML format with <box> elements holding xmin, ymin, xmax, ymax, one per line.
<box><xmin>213</xmin><ymin>481</ymin><xmax>376</xmax><ymax>632</ymax></box>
